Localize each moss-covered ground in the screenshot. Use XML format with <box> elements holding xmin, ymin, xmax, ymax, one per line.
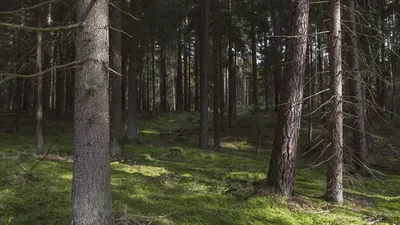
<box><xmin>0</xmin><ymin>111</ymin><xmax>399</xmax><ymax>224</ymax></box>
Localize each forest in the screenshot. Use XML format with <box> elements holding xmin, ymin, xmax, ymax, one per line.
<box><xmin>0</xmin><ymin>0</ymin><xmax>399</xmax><ymax>224</ymax></box>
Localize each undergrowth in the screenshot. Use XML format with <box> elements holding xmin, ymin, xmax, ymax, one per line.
<box><xmin>0</xmin><ymin>112</ymin><xmax>399</xmax><ymax>224</ymax></box>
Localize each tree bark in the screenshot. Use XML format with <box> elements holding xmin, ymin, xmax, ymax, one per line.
<box><xmin>160</xmin><ymin>41</ymin><xmax>168</xmax><ymax>111</ymax></box>
<box><xmin>325</xmin><ymin>0</ymin><xmax>344</xmax><ymax>204</ymax></box>
<box><xmin>272</xmin><ymin>3</ymin><xmax>282</xmax><ymax>112</ymax></box>
<box><xmin>213</xmin><ymin>4</ymin><xmax>220</xmax><ymax>149</ymax></box>
<box><xmin>199</xmin><ymin>0</ymin><xmax>210</xmax><ymax>149</ymax></box>
<box><xmin>35</xmin><ymin>24</ymin><xmax>43</xmax><ymax>155</ymax></box>
<box><xmin>345</xmin><ymin>0</ymin><xmax>367</xmax><ymax>172</ymax></box>
<box><xmin>71</xmin><ymin>0</ymin><xmax>114</xmax><ymax>224</ymax></box>
<box><xmin>252</xmin><ymin>1</ymin><xmax>260</xmax><ymax>154</ymax></box>
<box><xmin>266</xmin><ymin>0</ymin><xmax>309</xmax><ymax>197</ymax></box>
<box><xmin>228</xmin><ymin>0</ymin><xmax>234</xmax><ymax>127</ymax></box>
<box><xmin>127</xmin><ymin>0</ymin><xmax>139</xmax><ymax>140</ymax></box>
<box><xmin>177</xmin><ymin>26</ymin><xmax>183</xmax><ymax>112</ymax></box>
<box><xmin>110</xmin><ymin>0</ymin><xmax>124</xmax><ymax>156</ymax></box>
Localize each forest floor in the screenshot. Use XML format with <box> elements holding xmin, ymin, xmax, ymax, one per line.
<box><xmin>0</xmin><ymin>107</ymin><xmax>400</xmax><ymax>225</ymax></box>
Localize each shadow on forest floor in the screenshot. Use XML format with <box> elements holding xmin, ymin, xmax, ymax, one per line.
<box><xmin>0</xmin><ymin>111</ymin><xmax>399</xmax><ymax>224</ymax></box>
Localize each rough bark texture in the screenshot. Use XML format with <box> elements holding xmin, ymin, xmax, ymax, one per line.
<box><xmin>325</xmin><ymin>0</ymin><xmax>344</xmax><ymax>204</ymax></box>
<box><xmin>345</xmin><ymin>0</ymin><xmax>367</xmax><ymax>172</ymax></box>
<box><xmin>110</xmin><ymin>0</ymin><xmax>123</xmax><ymax>156</ymax></box>
<box><xmin>266</xmin><ymin>0</ymin><xmax>309</xmax><ymax>197</ymax></box>
<box><xmin>71</xmin><ymin>0</ymin><xmax>114</xmax><ymax>224</ymax></box>
<box><xmin>199</xmin><ymin>0</ymin><xmax>210</xmax><ymax>149</ymax></box>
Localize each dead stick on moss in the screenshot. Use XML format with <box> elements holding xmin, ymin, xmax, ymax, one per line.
<box><xmin>29</xmin><ymin>125</ymin><xmax>72</xmax><ymax>174</ymax></box>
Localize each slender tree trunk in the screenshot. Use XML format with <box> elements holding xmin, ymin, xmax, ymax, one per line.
<box><xmin>176</xmin><ymin>26</ymin><xmax>183</xmax><ymax>111</ymax></box>
<box><xmin>325</xmin><ymin>0</ymin><xmax>344</xmax><ymax>204</ymax></box>
<box><xmin>151</xmin><ymin>23</ymin><xmax>156</xmax><ymax>111</ymax></box>
<box><xmin>35</xmin><ymin>25</ymin><xmax>43</xmax><ymax>155</ymax></box>
<box><xmin>55</xmin><ymin>42</ymin><xmax>64</xmax><ymax>118</ymax></box>
<box><xmin>15</xmin><ymin>78</ymin><xmax>22</xmax><ymax>133</ymax></box>
<box><xmin>264</xmin><ymin>33</ymin><xmax>269</xmax><ymax>110</ymax></box>
<box><xmin>160</xmin><ymin>41</ymin><xmax>167</xmax><ymax>111</ymax></box>
<box><xmin>199</xmin><ymin>0</ymin><xmax>210</xmax><ymax>149</ymax></box>
<box><xmin>345</xmin><ymin>0</ymin><xmax>367</xmax><ymax>172</ymax></box>
<box><xmin>252</xmin><ymin>2</ymin><xmax>260</xmax><ymax>154</ymax></box>
<box><xmin>71</xmin><ymin>0</ymin><xmax>114</xmax><ymax>224</ymax></box>
<box><xmin>110</xmin><ymin>0</ymin><xmax>124</xmax><ymax>156</ymax></box>
<box><xmin>195</xmin><ymin>28</ymin><xmax>200</xmax><ymax>111</ymax></box>
<box><xmin>213</xmin><ymin>5</ymin><xmax>220</xmax><ymax>148</ymax></box>
<box><xmin>127</xmin><ymin>0</ymin><xmax>139</xmax><ymax>140</ymax></box>
<box><xmin>266</xmin><ymin>0</ymin><xmax>309</xmax><ymax>197</ymax></box>
<box><xmin>272</xmin><ymin>5</ymin><xmax>282</xmax><ymax>112</ymax></box>
<box><xmin>184</xmin><ymin>22</ymin><xmax>189</xmax><ymax>111</ymax></box>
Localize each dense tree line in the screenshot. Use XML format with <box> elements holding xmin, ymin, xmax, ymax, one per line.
<box><xmin>1</xmin><ymin>0</ymin><xmax>399</xmax><ymax>223</ymax></box>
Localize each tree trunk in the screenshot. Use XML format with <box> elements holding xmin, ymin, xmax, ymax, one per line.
<box><xmin>266</xmin><ymin>0</ymin><xmax>309</xmax><ymax>197</ymax></box>
<box><xmin>195</xmin><ymin>27</ymin><xmax>200</xmax><ymax>112</ymax></box>
<box><xmin>15</xmin><ymin>78</ymin><xmax>22</xmax><ymax>133</ymax></box>
<box><xmin>160</xmin><ymin>41</ymin><xmax>168</xmax><ymax>111</ymax></box>
<box><xmin>127</xmin><ymin>0</ymin><xmax>139</xmax><ymax>141</ymax></box>
<box><xmin>184</xmin><ymin>22</ymin><xmax>189</xmax><ymax>112</ymax></box>
<box><xmin>325</xmin><ymin>0</ymin><xmax>344</xmax><ymax>204</ymax></box>
<box><xmin>252</xmin><ymin>1</ymin><xmax>260</xmax><ymax>154</ymax></box>
<box><xmin>110</xmin><ymin>0</ymin><xmax>124</xmax><ymax>156</ymax></box>
<box><xmin>272</xmin><ymin>4</ymin><xmax>282</xmax><ymax>112</ymax></box>
<box><xmin>199</xmin><ymin>0</ymin><xmax>210</xmax><ymax>149</ymax></box>
<box><xmin>228</xmin><ymin>0</ymin><xmax>234</xmax><ymax>126</ymax></box>
<box><xmin>176</xmin><ymin>26</ymin><xmax>183</xmax><ymax>111</ymax></box>
<box><xmin>264</xmin><ymin>33</ymin><xmax>269</xmax><ymax>110</ymax></box>
<box><xmin>345</xmin><ymin>0</ymin><xmax>367</xmax><ymax>172</ymax></box>
<box><xmin>151</xmin><ymin>22</ymin><xmax>156</xmax><ymax>111</ymax></box>
<box><xmin>36</xmin><ymin>25</ymin><xmax>43</xmax><ymax>155</ymax></box>
<box><xmin>213</xmin><ymin>5</ymin><xmax>220</xmax><ymax>149</ymax></box>
<box><xmin>55</xmin><ymin>42</ymin><xmax>65</xmax><ymax>119</ymax></box>
<box><xmin>71</xmin><ymin>0</ymin><xmax>114</xmax><ymax>224</ymax></box>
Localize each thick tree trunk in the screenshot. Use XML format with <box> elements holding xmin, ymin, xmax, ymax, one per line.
<box><xmin>71</xmin><ymin>0</ymin><xmax>114</xmax><ymax>224</ymax></box>
<box><xmin>325</xmin><ymin>0</ymin><xmax>344</xmax><ymax>204</ymax></box>
<box><xmin>199</xmin><ymin>0</ymin><xmax>210</xmax><ymax>149</ymax></box>
<box><xmin>266</xmin><ymin>0</ymin><xmax>309</xmax><ymax>197</ymax></box>
<box><xmin>110</xmin><ymin>0</ymin><xmax>124</xmax><ymax>156</ymax></box>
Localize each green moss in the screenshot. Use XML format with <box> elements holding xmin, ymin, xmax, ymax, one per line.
<box><xmin>0</xmin><ymin>113</ymin><xmax>399</xmax><ymax>224</ymax></box>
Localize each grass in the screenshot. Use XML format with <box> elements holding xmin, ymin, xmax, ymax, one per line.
<box><xmin>0</xmin><ymin>112</ymin><xmax>399</xmax><ymax>224</ymax></box>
